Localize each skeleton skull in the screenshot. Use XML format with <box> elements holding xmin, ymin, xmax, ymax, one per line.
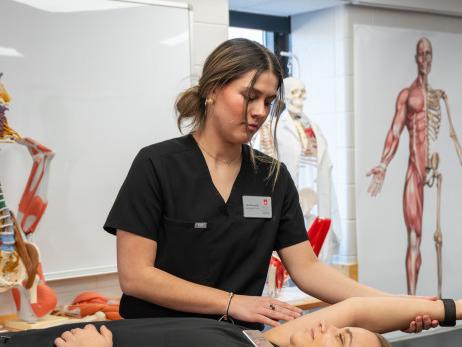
<box><xmin>283</xmin><ymin>77</ymin><xmax>306</xmax><ymax>116</ymax></box>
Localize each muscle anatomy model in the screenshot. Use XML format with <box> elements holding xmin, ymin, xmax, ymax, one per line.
<box><xmin>0</xmin><ymin>73</ymin><xmax>57</xmax><ymax>322</ymax></box>
<box><xmin>255</xmin><ymin>77</ymin><xmax>341</xmax><ymax>296</ymax></box>
<box><xmin>367</xmin><ymin>38</ymin><xmax>462</xmax><ymax>297</ymax></box>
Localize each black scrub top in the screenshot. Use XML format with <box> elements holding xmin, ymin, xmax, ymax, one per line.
<box><xmin>104</xmin><ymin>134</ymin><xmax>308</xmax><ymax>330</ymax></box>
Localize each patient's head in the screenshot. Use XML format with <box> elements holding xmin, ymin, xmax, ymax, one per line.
<box><xmin>288</xmin><ymin>324</ymin><xmax>391</xmax><ymax>347</ymax></box>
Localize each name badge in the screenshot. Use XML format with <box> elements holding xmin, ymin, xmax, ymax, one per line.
<box><xmin>242</xmin><ymin>196</ymin><xmax>272</xmax><ymax>218</ymax></box>
<box><xmin>242</xmin><ymin>330</ymin><xmax>274</xmax><ymax>347</ymax></box>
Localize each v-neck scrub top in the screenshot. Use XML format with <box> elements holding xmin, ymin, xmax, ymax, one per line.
<box><xmin>104</xmin><ymin>134</ymin><xmax>308</xmax><ymax>330</ymax></box>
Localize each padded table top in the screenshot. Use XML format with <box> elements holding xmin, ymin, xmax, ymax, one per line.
<box><xmin>392</xmin><ymin>327</ymin><xmax>462</xmax><ymax>347</ymax></box>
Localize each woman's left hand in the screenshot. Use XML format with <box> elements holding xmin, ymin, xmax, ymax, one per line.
<box><xmin>402</xmin><ymin>315</ymin><xmax>439</xmax><ymax>333</ymax></box>
<box><xmin>400</xmin><ymin>295</ymin><xmax>439</xmax><ymax>333</ymax></box>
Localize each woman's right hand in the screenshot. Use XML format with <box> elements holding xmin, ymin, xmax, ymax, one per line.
<box><xmin>228</xmin><ymin>294</ymin><xmax>303</xmax><ymax>327</ymax></box>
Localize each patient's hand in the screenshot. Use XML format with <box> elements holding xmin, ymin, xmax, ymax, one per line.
<box><xmin>401</xmin><ymin>315</ymin><xmax>438</xmax><ymax>333</ymax></box>
<box><xmin>400</xmin><ymin>295</ymin><xmax>439</xmax><ymax>333</ymax></box>
<box><xmin>54</xmin><ymin>324</ymin><xmax>113</xmax><ymax>347</ymax></box>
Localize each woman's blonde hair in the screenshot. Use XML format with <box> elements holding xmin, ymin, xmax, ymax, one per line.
<box><xmin>375</xmin><ymin>333</ymin><xmax>392</xmax><ymax>347</ymax></box>
<box><xmin>175</xmin><ymin>38</ymin><xmax>285</xmax><ymax>186</ymax></box>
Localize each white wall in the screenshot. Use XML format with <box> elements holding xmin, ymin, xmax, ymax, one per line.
<box><xmin>0</xmin><ymin>0</ymin><xmax>229</xmax><ymax>318</ymax></box>
<box><xmin>178</xmin><ymin>0</ymin><xmax>229</xmax><ymax>79</ymax></box>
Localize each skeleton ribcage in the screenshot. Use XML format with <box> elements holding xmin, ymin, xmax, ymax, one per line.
<box><xmin>426</xmin><ymin>87</ymin><xmax>442</xmax><ymax>143</ymax></box>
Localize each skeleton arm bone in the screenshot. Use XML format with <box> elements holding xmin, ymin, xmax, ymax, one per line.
<box><xmin>441</xmin><ymin>92</ymin><xmax>462</xmax><ymax>165</ymax></box>
<box><xmin>367</xmin><ymin>89</ymin><xmax>408</xmax><ymax>196</ymax></box>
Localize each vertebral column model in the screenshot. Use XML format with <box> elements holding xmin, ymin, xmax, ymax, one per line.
<box><xmin>367</xmin><ymin>38</ymin><xmax>462</xmax><ymax>297</ymax></box>
<box><xmin>0</xmin><ymin>74</ymin><xmax>57</xmax><ymax>322</ymax></box>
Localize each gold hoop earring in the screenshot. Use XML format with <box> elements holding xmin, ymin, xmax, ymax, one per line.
<box><xmin>205</xmin><ymin>98</ymin><xmax>214</xmax><ymax>107</ymax></box>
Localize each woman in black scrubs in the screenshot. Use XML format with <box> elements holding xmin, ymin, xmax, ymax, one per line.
<box><xmin>103</xmin><ymin>38</ymin><xmax>435</xmax><ymax>331</ymax></box>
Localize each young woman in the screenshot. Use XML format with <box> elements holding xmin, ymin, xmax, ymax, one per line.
<box><xmin>4</xmin><ymin>296</ymin><xmax>458</xmax><ymax>346</ymax></box>
<box><xmin>102</xmin><ymin>38</ymin><xmax>436</xmax><ymax>332</ymax></box>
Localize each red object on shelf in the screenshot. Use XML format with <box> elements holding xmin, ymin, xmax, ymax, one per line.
<box><xmin>270</xmin><ymin>255</ymin><xmax>287</xmax><ymax>289</ymax></box>
<box><xmin>64</xmin><ymin>291</ymin><xmax>122</xmax><ymax>320</ymax></box>
<box><xmin>269</xmin><ymin>217</ymin><xmax>332</xmax><ymax>291</ymax></box>
<box><xmin>307</xmin><ymin>217</ymin><xmax>331</xmax><ymax>256</ymax></box>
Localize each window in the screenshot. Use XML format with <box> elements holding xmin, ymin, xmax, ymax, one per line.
<box><xmin>229</xmin><ymin>11</ymin><xmax>291</xmax><ymax>77</ymax></box>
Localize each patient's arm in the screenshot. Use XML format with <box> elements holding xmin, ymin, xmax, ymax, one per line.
<box><xmin>264</xmin><ymin>297</ymin><xmax>462</xmax><ymax>347</ymax></box>
<box><xmin>54</xmin><ymin>324</ymin><xmax>112</xmax><ymax>347</ymax></box>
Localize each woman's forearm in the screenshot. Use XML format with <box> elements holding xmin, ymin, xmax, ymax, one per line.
<box><xmin>122</xmin><ymin>265</ymin><xmax>230</xmax><ymax>316</ymax></box>
<box><xmin>279</xmin><ymin>242</ymin><xmax>388</xmax><ymax>304</ymax></box>
<box><xmin>350</xmin><ymin>296</ymin><xmax>461</xmax><ymax>333</ymax></box>
<box><xmin>294</xmin><ymin>260</ymin><xmax>388</xmax><ymax>303</ymax></box>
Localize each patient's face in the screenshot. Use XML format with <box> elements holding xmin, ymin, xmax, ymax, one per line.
<box><xmin>288</xmin><ymin>325</ymin><xmax>381</xmax><ymax>347</ymax></box>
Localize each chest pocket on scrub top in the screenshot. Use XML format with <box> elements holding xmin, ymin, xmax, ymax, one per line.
<box><xmin>155</xmin><ymin>216</ymin><xmax>211</xmax><ymax>283</ymax></box>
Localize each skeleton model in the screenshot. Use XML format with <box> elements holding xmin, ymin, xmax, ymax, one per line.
<box><xmin>255</xmin><ymin>77</ymin><xmax>341</xmax><ymax>296</ymax></box>
<box><xmin>367</xmin><ymin>38</ymin><xmax>462</xmax><ymax>297</ymax></box>
<box><xmin>0</xmin><ymin>73</ymin><xmax>57</xmax><ymax>322</ymax></box>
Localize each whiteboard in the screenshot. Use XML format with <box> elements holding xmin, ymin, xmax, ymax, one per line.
<box><xmin>0</xmin><ymin>0</ymin><xmax>191</xmax><ymax>280</ymax></box>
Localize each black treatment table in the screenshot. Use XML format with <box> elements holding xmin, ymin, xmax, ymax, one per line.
<box><xmin>392</xmin><ymin>327</ymin><xmax>462</xmax><ymax>347</ymax></box>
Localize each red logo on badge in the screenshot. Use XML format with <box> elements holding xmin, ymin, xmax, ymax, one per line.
<box><xmin>263</xmin><ymin>199</ymin><xmax>268</xmax><ymax>206</ymax></box>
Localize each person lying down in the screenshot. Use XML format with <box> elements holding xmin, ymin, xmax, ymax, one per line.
<box><xmin>3</xmin><ymin>296</ymin><xmax>460</xmax><ymax>347</ymax></box>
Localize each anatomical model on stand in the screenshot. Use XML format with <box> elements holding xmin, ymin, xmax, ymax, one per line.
<box><xmin>367</xmin><ymin>38</ymin><xmax>462</xmax><ymax>297</ymax></box>
<box><xmin>255</xmin><ymin>77</ymin><xmax>341</xmax><ymax>297</ymax></box>
<box><xmin>0</xmin><ymin>73</ymin><xmax>57</xmax><ymax>322</ymax></box>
